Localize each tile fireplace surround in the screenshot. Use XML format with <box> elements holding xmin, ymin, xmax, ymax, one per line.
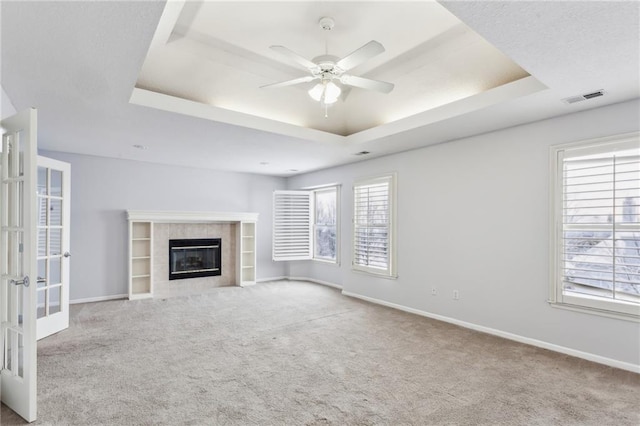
<box><xmin>155</xmin><ymin>223</ymin><xmax>234</xmax><ymax>298</ymax></box>
<box><xmin>126</xmin><ymin>211</ymin><xmax>258</xmax><ymax>299</ymax></box>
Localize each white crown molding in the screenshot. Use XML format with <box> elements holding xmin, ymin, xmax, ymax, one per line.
<box><xmin>126</xmin><ymin>210</ymin><xmax>259</xmax><ymax>223</ymax></box>
<box><xmin>129</xmin><ymin>76</ymin><xmax>546</xmax><ymax>145</ymax></box>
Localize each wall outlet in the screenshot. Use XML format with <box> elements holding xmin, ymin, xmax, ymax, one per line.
<box><xmin>431</xmin><ymin>287</ymin><xmax>437</xmax><ymax>296</ymax></box>
<box><xmin>453</xmin><ymin>290</ymin><xmax>459</xmax><ymax>300</ymax></box>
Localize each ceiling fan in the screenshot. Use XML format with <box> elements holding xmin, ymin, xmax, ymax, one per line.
<box><xmin>261</xmin><ymin>17</ymin><xmax>394</xmax><ymax>107</ymax></box>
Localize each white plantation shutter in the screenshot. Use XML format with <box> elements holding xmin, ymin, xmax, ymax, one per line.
<box><xmin>353</xmin><ymin>175</ymin><xmax>396</xmax><ymax>276</ymax></box>
<box><xmin>552</xmin><ymin>134</ymin><xmax>640</xmax><ymax>318</ymax></box>
<box><xmin>273</xmin><ymin>190</ymin><xmax>313</xmax><ymax>261</ymax></box>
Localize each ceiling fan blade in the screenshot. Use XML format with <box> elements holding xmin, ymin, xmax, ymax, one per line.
<box><xmin>336</xmin><ymin>40</ymin><xmax>385</xmax><ymax>72</ymax></box>
<box><xmin>270</xmin><ymin>45</ymin><xmax>318</xmax><ymax>71</ymax></box>
<box><xmin>340</xmin><ymin>74</ymin><xmax>394</xmax><ymax>94</ymax></box>
<box><xmin>260</xmin><ymin>75</ymin><xmax>317</xmax><ymax>89</ymax></box>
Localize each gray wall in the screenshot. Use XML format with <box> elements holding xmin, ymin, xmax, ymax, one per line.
<box><xmin>39</xmin><ymin>151</ymin><xmax>287</xmax><ymax>301</ymax></box>
<box><xmin>286</xmin><ymin>99</ymin><xmax>640</xmax><ymax>366</ymax></box>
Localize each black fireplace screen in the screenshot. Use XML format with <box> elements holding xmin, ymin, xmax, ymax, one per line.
<box><xmin>169</xmin><ymin>238</ymin><xmax>221</xmax><ymax>280</ymax></box>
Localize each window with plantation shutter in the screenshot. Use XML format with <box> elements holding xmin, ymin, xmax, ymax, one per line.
<box><xmin>272</xmin><ymin>191</ymin><xmax>313</xmax><ymax>261</ymax></box>
<box><xmin>353</xmin><ymin>174</ymin><xmax>396</xmax><ymax>277</ymax></box>
<box><xmin>551</xmin><ymin>133</ymin><xmax>639</xmax><ymax>320</ymax></box>
<box><xmin>314</xmin><ymin>187</ymin><xmax>339</xmax><ymax>262</ymax></box>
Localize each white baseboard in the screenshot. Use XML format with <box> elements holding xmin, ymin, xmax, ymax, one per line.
<box><xmin>342</xmin><ymin>290</ymin><xmax>640</xmax><ymax>374</ymax></box>
<box><xmin>256</xmin><ymin>276</ymin><xmax>288</xmax><ymax>283</ymax></box>
<box><xmin>70</xmin><ymin>294</ymin><xmax>128</xmax><ymax>305</ymax></box>
<box><xmin>288</xmin><ymin>276</ymin><xmax>343</xmax><ymax>290</ymax></box>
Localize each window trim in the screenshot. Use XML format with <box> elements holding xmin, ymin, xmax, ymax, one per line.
<box><xmin>312</xmin><ymin>185</ymin><xmax>340</xmax><ymax>264</ymax></box>
<box><xmin>549</xmin><ymin>132</ymin><xmax>640</xmax><ymax>322</ymax></box>
<box><xmin>352</xmin><ymin>173</ymin><xmax>397</xmax><ymax>278</ymax></box>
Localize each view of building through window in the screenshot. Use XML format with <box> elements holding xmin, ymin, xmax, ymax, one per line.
<box><xmin>314</xmin><ymin>187</ymin><xmax>337</xmax><ymax>261</ymax></box>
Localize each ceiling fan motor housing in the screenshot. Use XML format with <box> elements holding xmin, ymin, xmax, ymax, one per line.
<box><xmin>312</xmin><ymin>55</ymin><xmax>342</xmax><ymax>77</ymax></box>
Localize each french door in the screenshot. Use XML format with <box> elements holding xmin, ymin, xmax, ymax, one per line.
<box><xmin>0</xmin><ymin>109</ymin><xmax>39</xmax><ymax>422</ymax></box>
<box><xmin>36</xmin><ymin>156</ymin><xmax>70</xmax><ymax>340</ymax></box>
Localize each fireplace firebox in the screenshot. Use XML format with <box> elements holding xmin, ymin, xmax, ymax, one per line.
<box><xmin>169</xmin><ymin>238</ymin><xmax>221</xmax><ymax>280</ymax></box>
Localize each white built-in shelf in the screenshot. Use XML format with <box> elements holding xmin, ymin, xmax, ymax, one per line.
<box><xmin>240</xmin><ymin>221</ymin><xmax>256</xmax><ymax>286</ymax></box>
<box><xmin>128</xmin><ymin>221</ymin><xmax>153</xmax><ymax>299</ymax></box>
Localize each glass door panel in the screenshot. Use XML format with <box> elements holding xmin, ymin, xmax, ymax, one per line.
<box><xmin>35</xmin><ymin>157</ymin><xmax>70</xmax><ymax>339</ymax></box>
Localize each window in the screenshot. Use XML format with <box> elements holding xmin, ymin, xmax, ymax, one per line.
<box><xmin>272</xmin><ymin>186</ymin><xmax>339</xmax><ymax>263</ymax></box>
<box><xmin>550</xmin><ymin>133</ymin><xmax>639</xmax><ymax>320</ymax></box>
<box><xmin>353</xmin><ymin>174</ymin><xmax>396</xmax><ymax>277</ymax></box>
<box><xmin>314</xmin><ymin>187</ymin><xmax>339</xmax><ymax>262</ymax></box>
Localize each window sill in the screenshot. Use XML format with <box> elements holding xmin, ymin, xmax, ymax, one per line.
<box><xmin>313</xmin><ymin>258</ymin><xmax>340</xmax><ymax>266</ymax></box>
<box><xmin>548</xmin><ymin>301</ymin><xmax>640</xmax><ymax>323</ymax></box>
<box><xmin>351</xmin><ymin>267</ymin><xmax>398</xmax><ymax>280</ymax></box>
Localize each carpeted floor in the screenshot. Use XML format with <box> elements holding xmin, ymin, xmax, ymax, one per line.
<box><xmin>1</xmin><ymin>280</ymin><xmax>639</xmax><ymax>425</ymax></box>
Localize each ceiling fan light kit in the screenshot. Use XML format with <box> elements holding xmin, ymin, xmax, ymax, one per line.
<box><xmin>308</xmin><ymin>80</ymin><xmax>341</xmax><ymax>105</ymax></box>
<box><xmin>262</xmin><ymin>16</ymin><xmax>394</xmax><ymax>116</ymax></box>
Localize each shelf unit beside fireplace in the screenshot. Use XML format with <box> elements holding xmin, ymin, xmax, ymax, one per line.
<box><xmin>129</xmin><ymin>221</ymin><xmax>154</xmax><ymax>299</ymax></box>
<box><xmin>240</xmin><ymin>222</ymin><xmax>256</xmax><ymax>284</ymax></box>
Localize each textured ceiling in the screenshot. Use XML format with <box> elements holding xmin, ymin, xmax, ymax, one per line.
<box><xmin>1</xmin><ymin>1</ymin><xmax>639</xmax><ymax>176</ymax></box>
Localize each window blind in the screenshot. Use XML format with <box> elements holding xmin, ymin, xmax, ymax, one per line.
<box><xmin>353</xmin><ymin>176</ymin><xmax>393</xmax><ymax>274</ymax></box>
<box><xmin>272</xmin><ymin>190</ymin><xmax>313</xmax><ymax>261</ymax></box>
<box><xmin>562</xmin><ymin>151</ymin><xmax>639</xmax><ymax>304</ymax></box>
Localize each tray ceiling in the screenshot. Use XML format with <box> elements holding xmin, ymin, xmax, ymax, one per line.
<box><xmin>133</xmin><ymin>1</ymin><xmax>540</xmax><ymax>143</ymax></box>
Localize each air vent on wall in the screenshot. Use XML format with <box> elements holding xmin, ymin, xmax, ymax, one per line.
<box><xmin>562</xmin><ymin>90</ymin><xmax>605</xmax><ymax>104</ymax></box>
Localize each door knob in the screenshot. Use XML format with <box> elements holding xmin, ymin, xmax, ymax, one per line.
<box><xmin>63</xmin><ymin>252</ymin><xmax>71</xmax><ymax>258</ymax></box>
<box><xmin>10</xmin><ymin>276</ymin><xmax>30</xmax><ymax>287</ymax></box>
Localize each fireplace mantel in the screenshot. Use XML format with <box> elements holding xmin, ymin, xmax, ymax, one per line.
<box><xmin>126</xmin><ymin>210</ymin><xmax>258</xmax><ymax>299</ymax></box>
<box><xmin>127</xmin><ymin>210</ymin><xmax>259</xmax><ymax>223</ymax></box>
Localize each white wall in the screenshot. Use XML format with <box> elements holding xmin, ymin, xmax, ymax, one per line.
<box><xmin>39</xmin><ymin>151</ymin><xmax>287</xmax><ymax>301</ymax></box>
<box><xmin>1</xmin><ymin>84</ymin><xmax>17</xmax><ymax>119</ymax></box>
<box><xmin>287</xmin><ymin>99</ymin><xmax>640</xmax><ymax>367</ymax></box>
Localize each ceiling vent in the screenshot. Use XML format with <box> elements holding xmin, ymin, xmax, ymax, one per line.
<box><xmin>562</xmin><ymin>90</ymin><xmax>605</xmax><ymax>104</ymax></box>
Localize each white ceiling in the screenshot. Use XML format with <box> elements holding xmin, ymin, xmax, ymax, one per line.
<box><xmin>1</xmin><ymin>1</ymin><xmax>639</xmax><ymax>176</ymax></box>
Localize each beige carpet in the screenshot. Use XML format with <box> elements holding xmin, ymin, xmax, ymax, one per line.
<box><xmin>1</xmin><ymin>280</ymin><xmax>639</xmax><ymax>425</ymax></box>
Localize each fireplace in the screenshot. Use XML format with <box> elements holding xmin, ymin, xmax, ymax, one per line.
<box><xmin>169</xmin><ymin>238</ymin><xmax>221</xmax><ymax>280</ymax></box>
